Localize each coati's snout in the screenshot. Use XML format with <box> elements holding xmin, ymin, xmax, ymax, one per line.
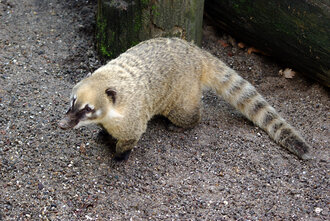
<box><xmin>58</xmin><ymin>97</ymin><xmax>96</xmax><ymax>130</ymax></box>
<box><xmin>58</xmin><ymin>114</ymin><xmax>80</xmax><ymax>130</ymax></box>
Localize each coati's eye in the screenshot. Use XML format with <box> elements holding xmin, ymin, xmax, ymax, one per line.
<box><xmin>84</xmin><ymin>105</ymin><xmax>93</xmax><ymax>112</ymax></box>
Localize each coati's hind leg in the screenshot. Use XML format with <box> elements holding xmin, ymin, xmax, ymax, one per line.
<box><xmin>167</xmin><ymin>101</ymin><xmax>202</xmax><ymax>132</ymax></box>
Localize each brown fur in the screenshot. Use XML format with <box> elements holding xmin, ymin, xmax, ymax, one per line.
<box><xmin>59</xmin><ymin>38</ymin><xmax>311</xmax><ymax>160</ymax></box>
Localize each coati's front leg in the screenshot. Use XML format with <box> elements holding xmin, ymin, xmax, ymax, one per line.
<box><xmin>114</xmin><ymin>139</ymin><xmax>138</xmax><ymax>161</ymax></box>
<box><xmin>111</xmin><ymin>118</ymin><xmax>147</xmax><ymax>161</ymax></box>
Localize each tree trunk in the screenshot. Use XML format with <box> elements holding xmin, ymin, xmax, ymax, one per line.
<box><xmin>96</xmin><ymin>0</ymin><xmax>204</xmax><ymax>59</ymax></box>
<box><xmin>204</xmin><ymin>0</ymin><xmax>330</xmax><ymax>86</ymax></box>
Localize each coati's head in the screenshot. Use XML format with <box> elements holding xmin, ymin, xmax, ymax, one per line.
<box><xmin>58</xmin><ymin>79</ymin><xmax>118</xmax><ymax>130</ymax></box>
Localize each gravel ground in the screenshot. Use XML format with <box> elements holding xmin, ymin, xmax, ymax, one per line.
<box><xmin>0</xmin><ymin>0</ymin><xmax>329</xmax><ymax>220</ymax></box>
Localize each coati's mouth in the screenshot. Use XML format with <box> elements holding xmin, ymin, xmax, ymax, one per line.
<box><xmin>58</xmin><ymin>115</ymin><xmax>79</xmax><ymax>130</ymax></box>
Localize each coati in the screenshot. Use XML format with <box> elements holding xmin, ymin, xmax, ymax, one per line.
<box><xmin>58</xmin><ymin>37</ymin><xmax>311</xmax><ymax>161</ymax></box>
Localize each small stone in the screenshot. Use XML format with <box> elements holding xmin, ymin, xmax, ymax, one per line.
<box><xmin>314</xmin><ymin>207</ymin><xmax>322</xmax><ymax>214</ymax></box>
<box><xmin>38</xmin><ymin>182</ymin><xmax>44</xmax><ymax>190</ymax></box>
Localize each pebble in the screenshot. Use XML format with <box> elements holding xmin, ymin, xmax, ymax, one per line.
<box><xmin>38</xmin><ymin>182</ymin><xmax>44</xmax><ymax>190</ymax></box>
<box><xmin>314</xmin><ymin>207</ymin><xmax>322</xmax><ymax>214</ymax></box>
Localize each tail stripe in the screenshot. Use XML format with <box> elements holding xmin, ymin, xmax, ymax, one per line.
<box><xmin>236</xmin><ymin>89</ymin><xmax>258</xmax><ymax>111</ymax></box>
<box><xmin>221</xmin><ymin>71</ymin><xmax>234</xmax><ymax>84</ymax></box>
<box><xmin>249</xmin><ymin>100</ymin><xmax>267</xmax><ymax>118</ymax></box>
<box><xmin>228</xmin><ymin>78</ymin><xmax>246</xmax><ymax>94</ymax></box>
<box><xmin>262</xmin><ymin>111</ymin><xmax>278</xmax><ymax>129</ymax></box>
<box><xmin>278</xmin><ymin>128</ymin><xmax>293</xmax><ymax>140</ymax></box>
<box><xmin>271</xmin><ymin>122</ymin><xmax>284</xmax><ymax>139</ymax></box>
<box><xmin>219</xmin><ymin>71</ymin><xmax>235</xmax><ymax>89</ymax></box>
<box><xmin>215</xmin><ymin>70</ymin><xmax>239</xmax><ymax>96</ymax></box>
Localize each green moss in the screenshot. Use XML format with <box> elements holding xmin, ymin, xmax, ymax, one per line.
<box><xmin>96</xmin><ymin>14</ymin><xmax>106</xmax><ymax>41</ymax></box>
<box><xmin>100</xmin><ymin>45</ymin><xmax>112</xmax><ymax>57</ymax></box>
<box><xmin>151</xmin><ymin>4</ymin><xmax>160</xmax><ymax>17</ymax></box>
<box><xmin>130</xmin><ymin>40</ymin><xmax>139</xmax><ymax>47</ymax></box>
<box><xmin>133</xmin><ymin>14</ymin><xmax>142</xmax><ymax>33</ymax></box>
<box><xmin>96</xmin><ymin>12</ymin><xmax>115</xmax><ymax>58</ymax></box>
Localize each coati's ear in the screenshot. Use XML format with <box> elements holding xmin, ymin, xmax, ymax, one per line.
<box><xmin>105</xmin><ymin>88</ymin><xmax>116</xmax><ymax>104</ymax></box>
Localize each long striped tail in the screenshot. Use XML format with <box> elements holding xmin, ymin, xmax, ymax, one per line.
<box><xmin>203</xmin><ymin>60</ymin><xmax>311</xmax><ymax>160</ymax></box>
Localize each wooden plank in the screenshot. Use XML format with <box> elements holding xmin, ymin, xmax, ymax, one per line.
<box><xmin>205</xmin><ymin>0</ymin><xmax>330</xmax><ymax>86</ymax></box>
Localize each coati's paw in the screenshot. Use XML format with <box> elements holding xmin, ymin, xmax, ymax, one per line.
<box><xmin>166</xmin><ymin>123</ymin><xmax>186</xmax><ymax>133</ymax></box>
<box><xmin>114</xmin><ymin>150</ymin><xmax>132</xmax><ymax>162</ymax></box>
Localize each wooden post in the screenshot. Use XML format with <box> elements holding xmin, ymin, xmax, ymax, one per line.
<box><xmin>205</xmin><ymin>0</ymin><xmax>330</xmax><ymax>86</ymax></box>
<box><xmin>96</xmin><ymin>0</ymin><xmax>205</xmax><ymax>59</ymax></box>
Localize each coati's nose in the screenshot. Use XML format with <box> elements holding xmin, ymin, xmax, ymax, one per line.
<box><xmin>58</xmin><ymin>117</ymin><xmax>70</xmax><ymax>130</ymax></box>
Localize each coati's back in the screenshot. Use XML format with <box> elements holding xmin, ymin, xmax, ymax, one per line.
<box><xmin>60</xmin><ymin>37</ymin><xmax>311</xmax><ymax>160</ymax></box>
<box><xmin>93</xmin><ymin>38</ymin><xmax>207</xmax><ymax>115</ymax></box>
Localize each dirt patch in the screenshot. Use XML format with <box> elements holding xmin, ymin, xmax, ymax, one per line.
<box><xmin>0</xmin><ymin>0</ymin><xmax>329</xmax><ymax>220</ymax></box>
